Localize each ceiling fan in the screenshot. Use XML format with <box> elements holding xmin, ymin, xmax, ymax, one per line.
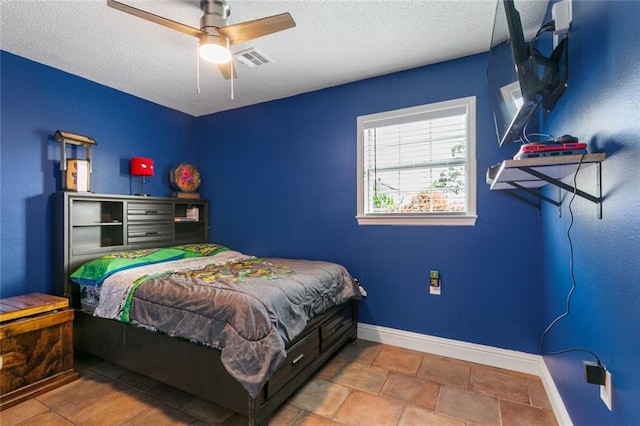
<box><xmin>107</xmin><ymin>0</ymin><xmax>296</xmax><ymax>80</ymax></box>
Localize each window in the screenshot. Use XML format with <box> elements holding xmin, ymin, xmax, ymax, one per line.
<box><xmin>356</xmin><ymin>96</ymin><xmax>476</xmax><ymax>226</ymax></box>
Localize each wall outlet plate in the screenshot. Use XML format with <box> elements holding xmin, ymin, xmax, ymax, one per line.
<box><xmin>600</xmin><ymin>369</ymin><xmax>612</xmax><ymax>410</ymax></box>
<box><xmin>429</xmin><ymin>270</ymin><xmax>441</xmax><ymax>295</ymax></box>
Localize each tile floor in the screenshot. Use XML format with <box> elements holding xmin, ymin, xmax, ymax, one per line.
<box><xmin>1</xmin><ymin>340</ymin><xmax>559</xmax><ymax>425</ymax></box>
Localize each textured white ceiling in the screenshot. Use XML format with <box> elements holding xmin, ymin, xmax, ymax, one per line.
<box><xmin>1</xmin><ymin>0</ymin><xmax>549</xmax><ymax>117</ymax></box>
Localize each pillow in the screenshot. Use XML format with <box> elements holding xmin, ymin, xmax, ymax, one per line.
<box><xmin>70</xmin><ymin>248</ymin><xmax>185</xmax><ymax>287</ymax></box>
<box><xmin>171</xmin><ymin>243</ymin><xmax>229</xmax><ymax>258</ymax></box>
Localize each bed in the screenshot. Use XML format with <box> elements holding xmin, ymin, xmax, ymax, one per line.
<box><xmin>53</xmin><ymin>194</ymin><xmax>361</xmax><ymax>425</ymax></box>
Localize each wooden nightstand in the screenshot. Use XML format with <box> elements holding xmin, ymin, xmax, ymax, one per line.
<box><xmin>0</xmin><ymin>293</ymin><xmax>79</xmax><ymax>410</ymax></box>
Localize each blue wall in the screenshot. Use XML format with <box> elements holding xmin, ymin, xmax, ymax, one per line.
<box><xmin>1</xmin><ymin>46</ymin><xmax>541</xmax><ymax>353</ymax></box>
<box><xmin>3</xmin><ymin>3</ymin><xmax>639</xmax><ymax>420</ymax></box>
<box><xmin>1</xmin><ymin>49</ymin><xmax>545</xmax><ymax>355</ymax></box>
<box><xmin>0</xmin><ymin>51</ymin><xmax>197</xmax><ymax>298</ymax></box>
<box><xmin>540</xmin><ymin>0</ymin><xmax>640</xmax><ymax>424</ymax></box>
<box><xmin>194</xmin><ymin>53</ymin><xmax>543</xmax><ymax>353</ymax></box>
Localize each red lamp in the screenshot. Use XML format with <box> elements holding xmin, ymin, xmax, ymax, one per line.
<box><xmin>130</xmin><ymin>157</ymin><xmax>154</xmax><ymax>196</ymax></box>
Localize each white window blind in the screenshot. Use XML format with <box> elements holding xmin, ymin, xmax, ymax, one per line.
<box><xmin>357</xmin><ymin>97</ymin><xmax>476</xmax><ymax>226</ymax></box>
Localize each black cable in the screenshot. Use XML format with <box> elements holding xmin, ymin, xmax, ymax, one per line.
<box><xmin>523</xmin><ymin>132</ymin><xmax>556</xmax><ymax>144</ymax></box>
<box><xmin>540</xmin><ymin>154</ymin><xmax>603</xmax><ymax>365</ymax></box>
<box><xmin>535</xmin><ymin>20</ymin><xmax>556</xmax><ymax>40</ymax></box>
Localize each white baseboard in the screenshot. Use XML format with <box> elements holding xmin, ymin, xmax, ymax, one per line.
<box><xmin>357</xmin><ymin>322</ymin><xmax>572</xmax><ymax>425</ymax></box>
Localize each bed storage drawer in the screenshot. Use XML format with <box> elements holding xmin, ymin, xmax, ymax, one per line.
<box><xmin>320</xmin><ymin>304</ymin><xmax>354</xmax><ymax>352</ymax></box>
<box><xmin>127</xmin><ymin>203</ymin><xmax>173</xmax><ymax>222</ymax></box>
<box><xmin>266</xmin><ymin>328</ymin><xmax>319</xmax><ymax>398</ymax></box>
<box><xmin>127</xmin><ymin>223</ymin><xmax>173</xmax><ymax>244</ymax></box>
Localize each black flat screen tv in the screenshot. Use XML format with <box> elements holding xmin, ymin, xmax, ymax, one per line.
<box><xmin>487</xmin><ymin>0</ymin><xmax>568</xmax><ymax>146</ymax></box>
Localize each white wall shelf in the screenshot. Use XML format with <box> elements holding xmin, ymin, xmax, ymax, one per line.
<box><xmin>487</xmin><ymin>153</ymin><xmax>606</xmax><ymax>218</ymax></box>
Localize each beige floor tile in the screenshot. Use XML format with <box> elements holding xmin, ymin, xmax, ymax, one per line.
<box><xmin>372</xmin><ymin>347</ymin><xmax>422</xmax><ymax>376</ymax></box>
<box><xmin>314</xmin><ymin>355</ymin><xmax>348</xmax><ymax>381</ymax></box>
<box><xmin>0</xmin><ymin>399</ymin><xmax>50</xmax><ymax>426</ymax></box>
<box><xmin>332</xmin><ymin>360</ymin><xmax>389</xmax><ymax>394</ymax></box>
<box><xmin>398</xmin><ymin>346</ymin><xmax>436</xmax><ymax>357</ymax></box>
<box><xmin>398</xmin><ymin>405</ymin><xmax>465</xmax><ymax>426</ymax></box>
<box><xmin>500</xmin><ymin>399</ymin><xmax>559</xmax><ymax>426</ymax></box>
<box><xmin>120</xmin><ymin>403</ymin><xmax>199</xmax><ymax>425</ymax></box>
<box><xmin>5</xmin><ymin>342</ymin><xmax>560</xmax><ymax>426</ymax></box>
<box><xmin>526</xmin><ymin>376</ymin><xmax>553</xmax><ymax>410</ymax></box>
<box><xmin>470</xmin><ymin>366</ymin><xmax>530</xmax><ymax>404</ymax></box>
<box><xmin>36</xmin><ymin>371</ymin><xmax>125</xmax><ymax>419</ymax></box>
<box><xmin>11</xmin><ymin>410</ymin><xmax>74</xmax><ymax>426</ymax></box>
<box><xmin>490</xmin><ymin>365</ymin><xmax>536</xmax><ymax>379</ymax></box>
<box><xmin>69</xmin><ymin>387</ymin><xmax>152</xmax><ymax>425</ymax></box>
<box><xmin>334</xmin><ymin>339</ymin><xmax>382</xmax><ymax>365</ymax></box>
<box><xmin>269</xmin><ymin>403</ymin><xmax>304</xmax><ymax>425</ymax></box>
<box><xmin>437</xmin><ymin>385</ymin><xmax>500</xmax><ymax>425</ymax></box>
<box><xmin>294</xmin><ymin>412</ymin><xmax>343</xmax><ymax>426</ymax></box>
<box><xmin>380</xmin><ymin>372</ymin><xmax>440</xmax><ymax>410</ymax></box>
<box><xmin>333</xmin><ymin>390</ymin><xmax>405</xmax><ymax>426</ymax></box>
<box><xmin>289</xmin><ymin>378</ymin><xmax>351</xmax><ymax>418</ymax></box>
<box><xmin>418</xmin><ymin>354</ymin><xmax>470</xmax><ymax>388</ymax></box>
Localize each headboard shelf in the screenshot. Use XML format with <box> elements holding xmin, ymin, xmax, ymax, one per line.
<box><xmin>53</xmin><ymin>192</ymin><xmax>209</xmax><ymax>306</ymax></box>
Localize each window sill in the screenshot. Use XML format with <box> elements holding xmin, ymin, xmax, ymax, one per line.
<box><xmin>355</xmin><ymin>214</ymin><xmax>477</xmax><ymax>226</ymax></box>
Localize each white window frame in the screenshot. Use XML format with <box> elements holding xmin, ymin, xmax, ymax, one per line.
<box><xmin>356</xmin><ymin>96</ymin><xmax>477</xmax><ymax>226</ymax></box>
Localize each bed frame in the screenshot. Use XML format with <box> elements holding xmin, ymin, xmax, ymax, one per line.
<box><xmin>52</xmin><ymin>192</ymin><xmax>358</xmax><ymax>425</ymax></box>
<box><xmin>74</xmin><ymin>300</ymin><xmax>357</xmax><ymax>425</ymax></box>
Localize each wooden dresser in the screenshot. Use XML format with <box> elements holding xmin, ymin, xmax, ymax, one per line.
<box><xmin>0</xmin><ymin>293</ymin><xmax>78</xmax><ymax>410</ymax></box>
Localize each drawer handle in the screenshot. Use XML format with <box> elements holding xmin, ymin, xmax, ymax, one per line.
<box><xmin>145</xmin><ymin>211</ymin><xmax>158</xmax><ymax>215</ymax></box>
<box><xmin>145</xmin><ymin>231</ymin><xmax>159</xmax><ymax>236</ymax></box>
<box><xmin>291</xmin><ymin>353</ymin><xmax>305</xmax><ymax>366</ymax></box>
<box><xmin>333</xmin><ymin>322</ymin><xmax>345</xmax><ymax>332</ymax></box>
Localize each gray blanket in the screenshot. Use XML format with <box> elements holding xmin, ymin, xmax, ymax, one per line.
<box><xmin>126</xmin><ymin>256</ymin><xmax>361</xmax><ymax>398</ymax></box>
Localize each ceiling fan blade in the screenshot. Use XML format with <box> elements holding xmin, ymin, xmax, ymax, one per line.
<box><xmin>217</xmin><ymin>62</ymin><xmax>237</xmax><ymax>80</ymax></box>
<box><xmin>219</xmin><ymin>13</ymin><xmax>296</xmax><ymax>45</ymax></box>
<box><xmin>107</xmin><ymin>0</ymin><xmax>204</xmax><ymax>39</ymax></box>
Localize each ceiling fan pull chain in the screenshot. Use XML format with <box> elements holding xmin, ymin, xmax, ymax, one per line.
<box><xmin>230</xmin><ymin>58</ymin><xmax>235</xmax><ymax>100</ymax></box>
<box><xmin>196</xmin><ymin>45</ymin><xmax>201</xmax><ymax>95</ymax></box>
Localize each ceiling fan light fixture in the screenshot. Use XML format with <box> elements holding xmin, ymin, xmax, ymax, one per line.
<box><xmin>107</xmin><ymin>0</ymin><xmax>295</xmax><ymax>80</ymax></box>
<box><xmin>199</xmin><ymin>35</ymin><xmax>231</xmax><ymax>64</ymax></box>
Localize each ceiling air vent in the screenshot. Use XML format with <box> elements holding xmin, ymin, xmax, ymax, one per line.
<box><xmin>234</xmin><ymin>48</ymin><xmax>273</xmax><ymax>68</ymax></box>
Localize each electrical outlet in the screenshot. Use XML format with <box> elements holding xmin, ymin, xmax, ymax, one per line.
<box><xmin>429</xmin><ymin>270</ymin><xmax>441</xmax><ymax>295</ymax></box>
<box><xmin>600</xmin><ymin>369</ymin><xmax>612</xmax><ymax>410</ymax></box>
